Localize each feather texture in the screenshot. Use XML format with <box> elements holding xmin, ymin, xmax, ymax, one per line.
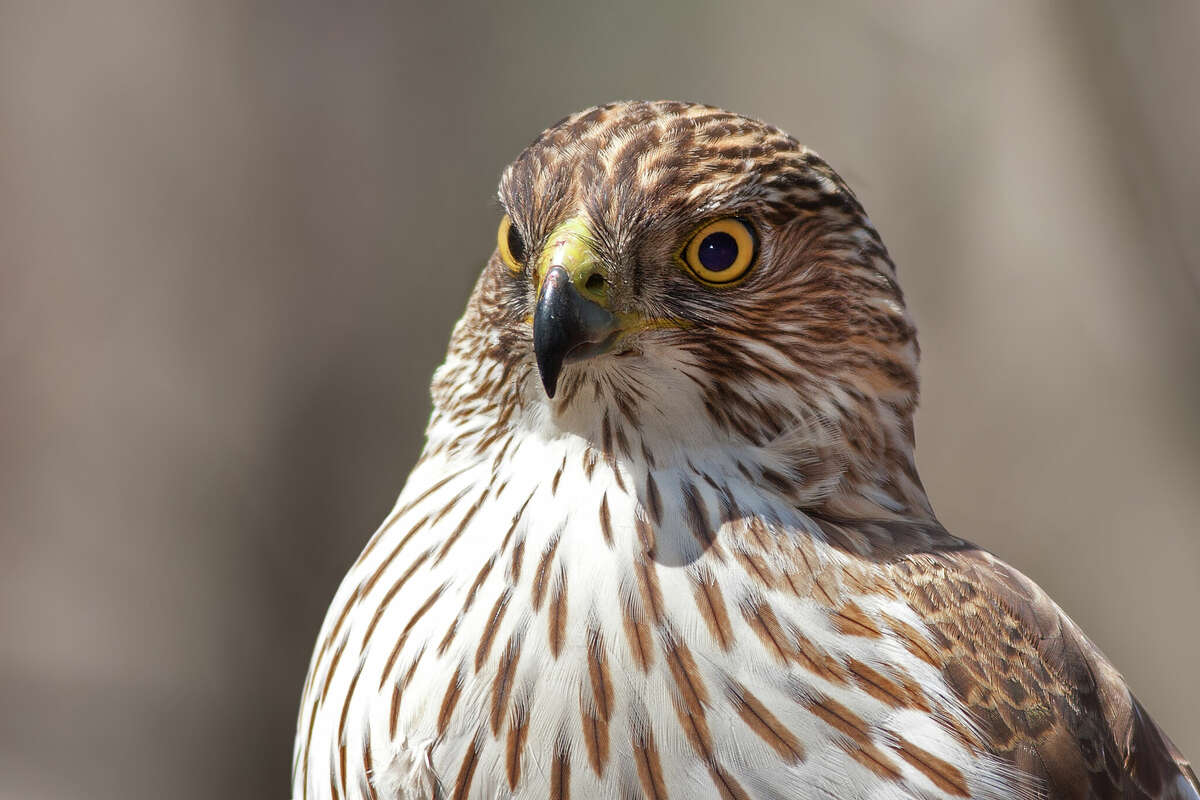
<box><xmin>293</xmin><ymin>101</ymin><xmax>1197</xmax><ymax>799</ymax></box>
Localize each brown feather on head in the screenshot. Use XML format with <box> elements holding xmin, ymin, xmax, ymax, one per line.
<box><xmin>436</xmin><ymin>100</ymin><xmax>929</xmax><ymax>518</ymax></box>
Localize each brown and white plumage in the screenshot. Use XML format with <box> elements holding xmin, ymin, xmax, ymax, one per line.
<box><xmin>293</xmin><ymin>101</ymin><xmax>1198</xmax><ymax>799</ymax></box>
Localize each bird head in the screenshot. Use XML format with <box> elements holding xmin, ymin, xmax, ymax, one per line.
<box><xmin>434</xmin><ymin>101</ymin><xmax>928</xmax><ymax>518</ymax></box>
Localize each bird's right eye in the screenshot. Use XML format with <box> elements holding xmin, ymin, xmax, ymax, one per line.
<box><xmin>497</xmin><ymin>215</ymin><xmax>526</xmax><ymax>272</ymax></box>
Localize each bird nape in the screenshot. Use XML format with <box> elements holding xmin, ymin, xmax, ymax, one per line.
<box><xmin>293</xmin><ymin>101</ymin><xmax>1198</xmax><ymax>800</ymax></box>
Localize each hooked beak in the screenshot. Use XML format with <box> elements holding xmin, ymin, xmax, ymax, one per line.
<box><xmin>533</xmin><ymin>265</ymin><xmax>617</xmax><ymax>397</ymax></box>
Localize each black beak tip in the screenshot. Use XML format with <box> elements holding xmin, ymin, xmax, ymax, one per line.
<box><xmin>538</xmin><ymin>357</ymin><xmax>561</xmax><ymax>398</ymax></box>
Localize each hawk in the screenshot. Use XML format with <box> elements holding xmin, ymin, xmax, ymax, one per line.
<box><xmin>293</xmin><ymin>101</ymin><xmax>1198</xmax><ymax>799</ymax></box>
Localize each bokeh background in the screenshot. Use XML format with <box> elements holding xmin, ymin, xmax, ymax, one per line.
<box><xmin>2</xmin><ymin>2</ymin><xmax>1198</xmax><ymax>798</ymax></box>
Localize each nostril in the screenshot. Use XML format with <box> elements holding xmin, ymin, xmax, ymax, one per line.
<box><xmin>585</xmin><ymin>273</ymin><xmax>607</xmax><ymax>294</ymax></box>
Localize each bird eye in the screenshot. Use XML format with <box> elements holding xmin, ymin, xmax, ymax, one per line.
<box><xmin>681</xmin><ymin>217</ymin><xmax>757</xmax><ymax>285</ymax></box>
<box><xmin>497</xmin><ymin>215</ymin><xmax>526</xmax><ymax>272</ymax></box>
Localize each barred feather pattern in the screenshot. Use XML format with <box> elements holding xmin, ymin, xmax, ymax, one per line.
<box><xmin>293</xmin><ymin>102</ymin><xmax>1198</xmax><ymax>800</ymax></box>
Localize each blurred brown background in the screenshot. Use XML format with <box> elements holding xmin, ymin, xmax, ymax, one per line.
<box><xmin>2</xmin><ymin>2</ymin><xmax>1197</xmax><ymax>798</ymax></box>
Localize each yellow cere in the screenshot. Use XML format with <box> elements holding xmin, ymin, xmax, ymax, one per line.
<box><xmin>681</xmin><ymin>217</ymin><xmax>757</xmax><ymax>285</ymax></box>
<box><xmin>536</xmin><ymin>216</ymin><xmax>597</xmax><ymax>286</ymax></box>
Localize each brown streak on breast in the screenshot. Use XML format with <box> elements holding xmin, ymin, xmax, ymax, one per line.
<box><xmin>846</xmin><ymin>657</ymin><xmax>930</xmax><ymax>711</ymax></box>
<box><xmin>586</xmin><ymin>627</ymin><xmax>614</xmax><ymax>721</ymax></box>
<box><xmin>609</xmin><ymin>458</ymin><xmax>627</xmax><ymax>493</ymax></box>
<box><xmin>508</xmin><ymin>538</ymin><xmax>526</xmax><ymax>585</ymax></box>
<box><xmin>434</xmin><ymin>488</ymin><xmax>489</xmax><ymax>564</ymax></box>
<box><xmin>475</xmin><ymin>588</ymin><xmax>513</xmax><ymax>671</ymax></box>
<box><xmin>632</xmin><ymin>722</ymin><xmax>668</xmax><ymax>800</ymax></box>
<box><xmin>635</xmin><ymin>555</ymin><xmax>665</xmax><ymax>626</ymax></box>
<box><xmin>490</xmin><ymin>433</ymin><xmax>514</xmax><ymax>475</ymax></box>
<box><xmin>800</xmin><ymin>692</ymin><xmax>873</xmax><ymax>746</ymax></box>
<box><xmin>362</xmin><ymin>548</ymin><xmax>434</xmax><ymax>644</ymax></box>
<box><xmin>389</xmin><ymin>650</ymin><xmax>425</xmax><ymax>739</ymax></box>
<box><xmin>662</xmin><ymin>629</ymin><xmax>713</xmax><ymax>757</ymax></box>
<box><xmin>789</xmin><ymin>626</ymin><xmax>849</xmax><ymax>685</ymax></box>
<box><xmin>891</xmin><ymin>735</ymin><xmax>970</xmax><ymax>796</ymax></box>
<box><xmin>449</xmin><ymin>735</ymin><xmax>481</xmax><ymax>800</ymax></box>
<box><xmin>532</xmin><ymin>530</ymin><xmax>563</xmax><ymax>611</ymax></box>
<box><xmin>437</xmin><ymin>665</ymin><xmax>465</xmax><ymax>736</ymax></box>
<box><xmin>880</xmin><ymin>612</ymin><xmax>944</xmax><ymax>668</ymax></box>
<box><xmin>598</xmin><ymin>492</ymin><xmax>613</xmax><ymax>547</ymax></box>
<box><xmin>335</xmin><ymin>661</ymin><xmax>363</xmax><ymax>793</ymax></box>
<box><xmin>500</xmin><ymin>489</ymin><xmax>536</xmax><ymax>552</ymax></box>
<box><xmin>362</xmin><ymin>726</ymin><xmax>381</xmax><ymax>800</ymax></box>
<box><xmin>388</xmin><ymin>682</ymin><xmax>401</xmax><ymax>740</ymax></box>
<box><xmin>726</xmin><ymin>680</ymin><xmax>806</xmax><ymax>763</ymax></box>
<box><xmin>437</xmin><ymin>614</ymin><xmax>460</xmax><ymax>656</ymax></box>
<box><xmin>622</xmin><ymin>592</ymin><xmax>655</xmax><ymax>672</ymax></box>
<box><xmin>461</xmin><ymin>556</ymin><xmax>496</xmax><ymax>617</ymax></box>
<box><xmin>732</xmin><ymin>545</ymin><xmax>780</xmax><ymax>591</ymax></box>
<box><xmin>550</xmin><ymin>743</ymin><xmax>571</xmax><ymax>800</ymax></box>
<box><xmin>506</xmin><ymin>701</ymin><xmax>530</xmax><ymax>790</ymax></box>
<box><xmin>378</xmin><ymin>584</ymin><xmax>445</xmax><ymax>689</ymax></box>
<box><xmin>300</xmin><ymin>696</ymin><xmax>321</xmax><ymax>799</ymax></box>
<box><xmin>490</xmin><ymin>634</ymin><xmax>523</xmax><ymax>735</ymax></box>
<box><xmin>690</xmin><ymin>567</ymin><xmax>734</xmax><ymax>651</ymax></box>
<box><xmin>471</xmin><ymin>424</ymin><xmax>507</xmax><ymax>459</ymax></box>
<box><xmin>351</xmin><ymin>507</ymin><xmax>409</xmax><ymax>574</ymax></box>
<box><xmin>548</xmin><ymin>570</ymin><xmax>568</xmax><ymax>658</ymax></box>
<box><xmin>833</xmin><ymin>600</ymin><xmax>883</xmax><ymax>638</ymax></box>
<box><xmin>580</xmin><ymin>690</ymin><xmax>610</xmax><ymax>777</ymax></box>
<box><xmin>790</xmin><ymin>536</ymin><xmax>837</xmax><ymax>604</ymax></box>
<box><xmin>319</xmin><ymin>585</ymin><xmax>361</xmax><ymax>662</ymax></box>
<box><xmin>318</xmin><ymin>636</ymin><xmax>348</xmax><ymax>707</ymax></box>
<box><xmin>391</xmin><ymin>464</ymin><xmax>473</xmax><ymax>519</ymax></box>
<box><xmin>336</xmin><ymin>745</ymin><xmax>346</xmax><ymax>800</ymax></box>
<box><xmin>707</xmin><ymin>764</ymin><xmax>751</xmax><ymax>800</ymax></box>
<box><xmin>842</xmin><ymin>739</ymin><xmax>904</xmax><ymax>782</ymax></box>
<box><xmin>429</xmin><ymin>486</ymin><xmax>472</xmax><ymax>529</ymax></box>
<box><xmin>801</xmin><ymin>692</ymin><xmax>903</xmax><ymax>780</ymax></box>
<box><xmin>551</xmin><ymin>454</ymin><xmax>567</xmax><ymax>495</ymax></box>
<box><xmin>741</xmin><ymin>598</ymin><xmax>793</xmax><ymax>664</ymax></box>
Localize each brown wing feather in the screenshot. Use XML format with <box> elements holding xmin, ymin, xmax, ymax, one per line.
<box><xmin>881</xmin><ymin>544</ymin><xmax>1198</xmax><ymax>799</ymax></box>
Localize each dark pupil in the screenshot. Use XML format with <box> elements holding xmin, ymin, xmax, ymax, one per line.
<box><xmin>507</xmin><ymin>224</ymin><xmax>526</xmax><ymax>263</ymax></box>
<box><xmin>698</xmin><ymin>231</ymin><xmax>738</xmax><ymax>271</ymax></box>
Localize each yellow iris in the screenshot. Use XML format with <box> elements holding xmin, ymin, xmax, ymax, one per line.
<box><xmin>497</xmin><ymin>215</ymin><xmax>525</xmax><ymax>273</ymax></box>
<box><xmin>681</xmin><ymin>217</ymin><xmax>757</xmax><ymax>285</ymax></box>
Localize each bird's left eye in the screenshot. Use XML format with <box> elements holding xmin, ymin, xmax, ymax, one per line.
<box><xmin>497</xmin><ymin>215</ymin><xmax>526</xmax><ymax>273</ymax></box>
<box><xmin>681</xmin><ymin>217</ymin><xmax>757</xmax><ymax>285</ymax></box>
